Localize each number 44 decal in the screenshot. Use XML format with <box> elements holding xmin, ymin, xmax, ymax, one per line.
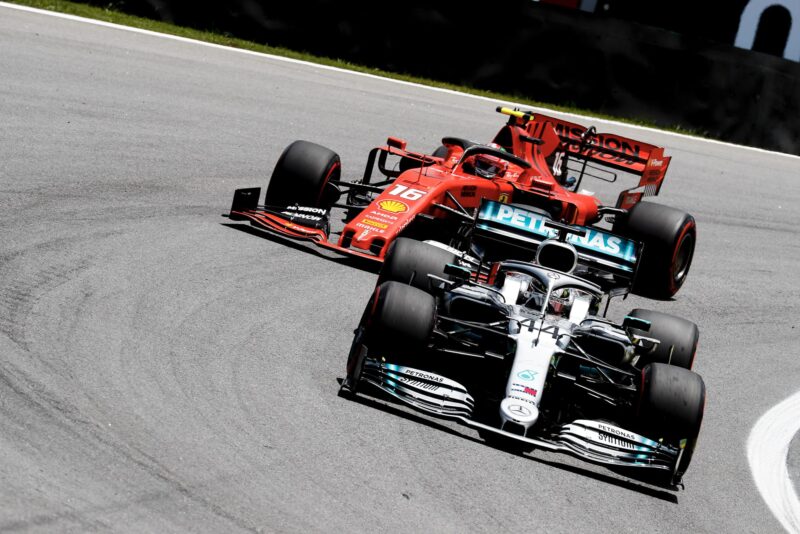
<box><xmin>388</xmin><ymin>184</ymin><xmax>426</xmax><ymax>201</ymax></box>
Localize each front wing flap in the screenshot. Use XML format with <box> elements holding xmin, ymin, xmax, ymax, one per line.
<box><xmin>361</xmin><ymin>360</ymin><xmax>475</xmax><ymax>418</ymax></box>
<box><xmin>554</xmin><ymin>419</ymin><xmax>680</xmax><ymax>469</ymax></box>
<box><xmin>228</xmin><ymin>188</ymin><xmax>382</xmax><ymax>262</ymax></box>
<box><xmin>356</xmin><ymin>359</ymin><xmax>680</xmax><ymax>475</ymax></box>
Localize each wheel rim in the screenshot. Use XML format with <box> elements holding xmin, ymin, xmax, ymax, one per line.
<box><xmin>315</xmin><ymin>160</ymin><xmax>340</xmax><ymax>208</ymax></box>
<box><xmin>672</xmin><ymin>231</ymin><xmax>694</xmax><ymax>284</ymax></box>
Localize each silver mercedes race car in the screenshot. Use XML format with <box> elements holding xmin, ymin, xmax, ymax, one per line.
<box><xmin>339</xmin><ymin>232</ymin><xmax>706</xmax><ymax>487</ymax></box>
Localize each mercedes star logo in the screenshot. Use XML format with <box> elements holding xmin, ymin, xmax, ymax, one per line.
<box><xmin>517</xmin><ymin>370</ymin><xmax>538</xmax><ymax>381</ymax></box>
<box><xmin>509</xmin><ymin>404</ymin><xmax>531</xmax><ymax>417</ymax></box>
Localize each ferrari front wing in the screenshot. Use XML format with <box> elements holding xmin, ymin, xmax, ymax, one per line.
<box><xmin>227</xmin><ymin>187</ymin><xmax>383</xmax><ymax>263</ymax></box>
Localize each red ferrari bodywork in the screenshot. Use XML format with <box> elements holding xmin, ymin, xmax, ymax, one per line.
<box><xmin>229</xmin><ymin>107</ymin><xmax>672</xmax><ymax>263</ymax></box>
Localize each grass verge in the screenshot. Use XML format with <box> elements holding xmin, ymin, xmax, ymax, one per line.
<box><xmin>7</xmin><ymin>0</ymin><xmax>704</xmax><ymax>136</ymax></box>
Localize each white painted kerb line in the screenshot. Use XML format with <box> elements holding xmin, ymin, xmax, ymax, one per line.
<box><xmin>0</xmin><ymin>1</ymin><xmax>798</xmax><ymax>160</ymax></box>
<box><xmin>748</xmin><ymin>391</ymin><xmax>800</xmax><ymax>534</ymax></box>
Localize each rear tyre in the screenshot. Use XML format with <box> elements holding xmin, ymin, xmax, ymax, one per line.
<box><xmin>614</xmin><ymin>201</ymin><xmax>696</xmax><ymax>299</ymax></box>
<box><xmin>628</xmin><ymin>309</ymin><xmax>699</xmax><ymax>369</ymax></box>
<box><xmin>379</xmin><ymin>238</ymin><xmax>458</xmax><ymax>293</ymax></box>
<box><xmin>368</xmin><ymin>281</ymin><xmax>435</xmax><ymax>351</ymax></box>
<box><xmin>265</xmin><ymin>140</ymin><xmax>341</xmax><ymax>208</ymax></box>
<box><xmin>639</xmin><ymin>363</ymin><xmax>705</xmax><ymax>480</ymax></box>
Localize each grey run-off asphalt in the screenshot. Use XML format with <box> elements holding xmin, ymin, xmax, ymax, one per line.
<box><xmin>1</xmin><ymin>4</ymin><xmax>800</xmax><ymax>532</ymax></box>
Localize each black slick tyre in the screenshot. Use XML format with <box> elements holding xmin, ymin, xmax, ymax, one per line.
<box><xmin>368</xmin><ymin>281</ymin><xmax>435</xmax><ymax>351</ymax></box>
<box><xmin>614</xmin><ymin>201</ymin><xmax>696</xmax><ymax>299</ymax></box>
<box><xmin>265</xmin><ymin>140</ymin><xmax>340</xmax><ymax>208</ymax></box>
<box><xmin>379</xmin><ymin>238</ymin><xmax>457</xmax><ymax>293</ymax></box>
<box><xmin>639</xmin><ymin>363</ymin><xmax>705</xmax><ymax>479</ymax></box>
<box><xmin>628</xmin><ymin>309</ymin><xmax>699</xmax><ymax>369</ymax></box>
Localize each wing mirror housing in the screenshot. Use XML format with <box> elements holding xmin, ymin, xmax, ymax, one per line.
<box><xmin>622</xmin><ymin>315</ymin><xmax>651</xmax><ymax>332</ymax></box>
<box><xmin>443</xmin><ymin>263</ymin><xmax>471</xmax><ymax>281</ymax></box>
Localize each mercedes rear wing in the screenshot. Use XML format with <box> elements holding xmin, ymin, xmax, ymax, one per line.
<box><xmin>473</xmin><ymin>199</ymin><xmax>642</xmax><ymax>291</ymax></box>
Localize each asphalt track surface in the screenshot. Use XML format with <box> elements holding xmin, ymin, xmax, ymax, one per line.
<box><xmin>1</xmin><ymin>5</ymin><xmax>800</xmax><ymax>533</ymax></box>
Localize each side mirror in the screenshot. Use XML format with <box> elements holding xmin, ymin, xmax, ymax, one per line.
<box><xmin>622</xmin><ymin>315</ymin><xmax>651</xmax><ymax>332</ymax></box>
<box><xmin>443</xmin><ymin>263</ymin><xmax>471</xmax><ymax>281</ymax></box>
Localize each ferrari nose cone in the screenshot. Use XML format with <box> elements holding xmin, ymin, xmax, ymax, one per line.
<box><xmin>500</xmin><ymin>398</ymin><xmax>539</xmax><ymax>429</ymax></box>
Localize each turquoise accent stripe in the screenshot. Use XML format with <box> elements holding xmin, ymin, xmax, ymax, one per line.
<box><xmin>478</xmin><ymin>201</ymin><xmax>637</xmax><ymax>264</ymax></box>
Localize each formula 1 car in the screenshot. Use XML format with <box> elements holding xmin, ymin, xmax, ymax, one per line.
<box><xmin>229</xmin><ymin>106</ymin><xmax>695</xmax><ymax>298</ymax></box>
<box><xmin>339</xmin><ymin>234</ymin><xmax>706</xmax><ymax>487</ymax></box>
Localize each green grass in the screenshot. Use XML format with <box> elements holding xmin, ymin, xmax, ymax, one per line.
<box><xmin>8</xmin><ymin>0</ymin><xmax>705</xmax><ymax>137</ymax></box>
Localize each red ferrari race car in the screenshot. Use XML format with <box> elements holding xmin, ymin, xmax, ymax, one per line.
<box><xmin>228</xmin><ymin>107</ymin><xmax>695</xmax><ymax>299</ymax></box>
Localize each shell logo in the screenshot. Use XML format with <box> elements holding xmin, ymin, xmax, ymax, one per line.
<box><xmin>378</xmin><ymin>200</ymin><xmax>408</xmax><ymax>213</ymax></box>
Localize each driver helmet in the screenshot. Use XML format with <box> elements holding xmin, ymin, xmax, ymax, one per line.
<box><xmin>465</xmin><ymin>151</ymin><xmax>508</xmax><ymax>179</ymax></box>
<box><xmin>548</xmin><ymin>288</ymin><xmax>574</xmax><ymax>316</ymax></box>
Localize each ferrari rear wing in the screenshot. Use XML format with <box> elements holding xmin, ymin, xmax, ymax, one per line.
<box><xmin>539</xmin><ymin>113</ymin><xmax>671</xmax><ymax>209</ymax></box>
<box><xmin>496</xmin><ymin>107</ymin><xmax>671</xmax><ymax>210</ymax></box>
<box><xmin>535</xmin><ymin>113</ymin><xmax>669</xmax><ymax>174</ymax></box>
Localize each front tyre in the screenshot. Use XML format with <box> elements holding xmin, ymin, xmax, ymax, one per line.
<box><xmin>638</xmin><ymin>363</ymin><xmax>705</xmax><ymax>481</ymax></box>
<box><xmin>265</xmin><ymin>140</ymin><xmax>341</xmax><ymax>208</ymax></box>
<box><xmin>614</xmin><ymin>201</ymin><xmax>696</xmax><ymax>299</ymax></box>
<box><xmin>368</xmin><ymin>281</ymin><xmax>436</xmax><ymax>351</ymax></box>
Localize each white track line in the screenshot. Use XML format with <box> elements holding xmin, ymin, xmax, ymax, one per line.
<box><xmin>5</xmin><ymin>0</ymin><xmax>800</xmax><ymax>529</ymax></box>
<box><xmin>748</xmin><ymin>391</ymin><xmax>800</xmax><ymax>534</ymax></box>
<box><xmin>1</xmin><ymin>1</ymin><xmax>798</xmax><ymax>161</ymax></box>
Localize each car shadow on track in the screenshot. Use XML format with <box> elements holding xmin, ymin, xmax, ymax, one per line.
<box><xmin>221</xmin><ymin>221</ymin><xmax>380</xmax><ymax>275</ymax></box>
<box><xmin>338</xmin><ymin>379</ymin><xmax>679</xmax><ymax>504</ymax></box>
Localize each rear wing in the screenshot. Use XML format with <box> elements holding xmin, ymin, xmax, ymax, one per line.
<box><xmin>496</xmin><ymin>107</ymin><xmax>671</xmax><ymax>210</ymax></box>
<box><xmin>473</xmin><ymin>199</ymin><xmax>641</xmax><ymax>290</ymax></box>
<box><xmin>535</xmin><ymin>113</ymin><xmax>671</xmax><ymax>209</ymax></box>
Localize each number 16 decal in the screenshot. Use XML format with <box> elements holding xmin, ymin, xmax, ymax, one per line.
<box><xmin>388</xmin><ymin>184</ymin><xmax>426</xmax><ymax>201</ymax></box>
